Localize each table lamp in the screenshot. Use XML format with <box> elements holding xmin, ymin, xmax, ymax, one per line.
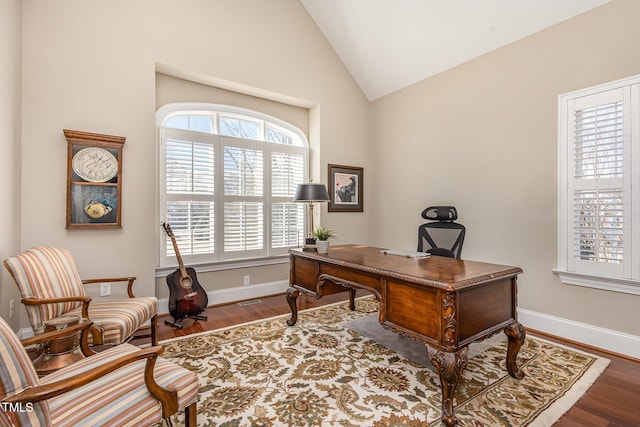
<box><xmin>293</xmin><ymin>183</ymin><xmax>330</xmax><ymax>250</ymax></box>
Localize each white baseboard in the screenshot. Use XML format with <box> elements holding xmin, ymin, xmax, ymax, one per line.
<box><xmin>158</xmin><ymin>280</ymin><xmax>289</xmax><ymax>315</ymax></box>
<box><xmin>518</xmin><ymin>308</ymin><xmax>640</xmax><ymax>359</ymax></box>
<box><xmin>18</xmin><ymin>327</ymin><xmax>32</xmax><ymax>340</ymax></box>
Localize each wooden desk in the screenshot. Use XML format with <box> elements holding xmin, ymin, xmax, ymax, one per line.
<box><xmin>286</xmin><ymin>245</ymin><xmax>525</xmax><ymax>426</ymax></box>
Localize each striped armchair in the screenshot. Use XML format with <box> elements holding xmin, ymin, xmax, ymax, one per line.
<box><xmin>0</xmin><ymin>316</ymin><xmax>198</xmax><ymax>426</ymax></box>
<box><xmin>4</xmin><ymin>247</ymin><xmax>158</xmax><ymax>346</ymax></box>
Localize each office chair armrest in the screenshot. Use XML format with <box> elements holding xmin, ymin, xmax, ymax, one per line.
<box><xmin>83</xmin><ymin>276</ymin><xmax>137</xmax><ymax>298</ymax></box>
<box><xmin>1</xmin><ymin>347</ymin><xmax>171</xmax><ymax>405</ymax></box>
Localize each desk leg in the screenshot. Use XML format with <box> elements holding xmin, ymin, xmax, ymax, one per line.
<box><xmin>348</xmin><ymin>288</ymin><xmax>356</xmax><ymax>311</ymax></box>
<box><xmin>504</xmin><ymin>322</ymin><xmax>526</xmax><ymax>379</ymax></box>
<box><xmin>427</xmin><ymin>346</ymin><xmax>469</xmax><ymax>427</ymax></box>
<box><xmin>286</xmin><ymin>287</ymin><xmax>299</xmax><ymax>326</ymax></box>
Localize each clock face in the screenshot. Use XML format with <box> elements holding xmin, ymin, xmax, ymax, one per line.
<box><xmin>72</xmin><ymin>147</ymin><xmax>118</xmax><ymax>182</ymax></box>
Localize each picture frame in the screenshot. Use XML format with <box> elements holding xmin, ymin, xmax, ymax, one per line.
<box><xmin>328</xmin><ymin>164</ymin><xmax>363</xmax><ymax>212</ymax></box>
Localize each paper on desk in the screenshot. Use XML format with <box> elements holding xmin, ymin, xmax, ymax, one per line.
<box><xmin>380</xmin><ymin>249</ymin><xmax>430</xmax><ymax>258</ymax></box>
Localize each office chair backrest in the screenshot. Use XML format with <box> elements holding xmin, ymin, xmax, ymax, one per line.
<box><xmin>417</xmin><ymin>206</ymin><xmax>465</xmax><ymax>259</ymax></box>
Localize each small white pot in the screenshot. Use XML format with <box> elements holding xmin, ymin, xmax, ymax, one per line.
<box><xmin>316</xmin><ymin>240</ymin><xmax>330</xmax><ymax>254</ymax></box>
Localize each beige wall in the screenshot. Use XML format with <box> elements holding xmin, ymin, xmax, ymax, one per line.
<box><xmin>369</xmin><ymin>0</ymin><xmax>640</xmax><ymax>335</ymax></box>
<box><xmin>18</xmin><ymin>0</ymin><xmax>370</xmax><ymax>327</ymax></box>
<box><xmin>0</xmin><ymin>0</ymin><xmax>23</xmax><ymax>329</ymax></box>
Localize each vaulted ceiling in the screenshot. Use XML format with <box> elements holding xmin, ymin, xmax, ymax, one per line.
<box><xmin>301</xmin><ymin>0</ymin><xmax>611</xmax><ymax>100</ymax></box>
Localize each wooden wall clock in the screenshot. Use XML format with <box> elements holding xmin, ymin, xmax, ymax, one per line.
<box><xmin>64</xmin><ymin>129</ymin><xmax>125</xmax><ymax>229</ymax></box>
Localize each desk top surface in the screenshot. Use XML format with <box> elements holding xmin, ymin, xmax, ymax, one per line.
<box><xmin>290</xmin><ymin>244</ymin><xmax>523</xmax><ymax>290</ymax></box>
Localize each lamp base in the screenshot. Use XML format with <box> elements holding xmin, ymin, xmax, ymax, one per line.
<box><xmin>303</xmin><ymin>237</ymin><xmax>317</xmax><ymax>252</ymax></box>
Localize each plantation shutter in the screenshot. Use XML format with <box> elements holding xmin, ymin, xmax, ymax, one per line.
<box><xmin>567</xmin><ymin>88</ymin><xmax>629</xmax><ymax>278</ymax></box>
<box><xmin>271</xmin><ymin>152</ymin><xmax>305</xmax><ymax>250</ymax></box>
<box><xmin>223</xmin><ymin>143</ymin><xmax>265</xmax><ymax>258</ymax></box>
<box><xmin>163</xmin><ymin>129</ymin><xmax>215</xmax><ymax>257</ymax></box>
<box><xmin>159</xmin><ymin>104</ymin><xmax>309</xmax><ymax>267</ymax></box>
<box><xmin>558</xmin><ymin>76</ymin><xmax>640</xmax><ymax>293</ymax></box>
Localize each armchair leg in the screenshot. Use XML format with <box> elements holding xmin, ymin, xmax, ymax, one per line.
<box><xmin>185</xmin><ymin>402</ymin><xmax>197</xmax><ymax>427</ymax></box>
<box><xmin>89</xmin><ymin>325</ymin><xmax>104</xmax><ymax>345</ymax></box>
<box><xmin>151</xmin><ymin>314</ymin><xmax>159</xmax><ymax>346</ymax></box>
<box><xmin>127</xmin><ymin>315</ymin><xmax>159</xmax><ymax>347</ymax></box>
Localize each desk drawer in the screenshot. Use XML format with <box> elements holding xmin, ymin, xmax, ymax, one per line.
<box><xmin>319</xmin><ymin>264</ymin><xmax>382</xmax><ymax>293</ymax></box>
<box><xmin>290</xmin><ymin>258</ymin><xmax>380</xmax><ymax>296</ymax></box>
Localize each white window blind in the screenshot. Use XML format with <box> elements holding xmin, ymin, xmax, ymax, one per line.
<box><xmin>223</xmin><ymin>144</ymin><xmax>264</xmax><ymax>257</ymax></box>
<box><xmin>573</xmin><ymin>101</ymin><xmax>624</xmax><ymax>180</ymax></box>
<box><xmin>164</xmin><ymin>131</ymin><xmax>216</xmax><ymax>258</ymax></box>
<box><xmin>166</xmin><ymin>138</ymin><xmax>215</xmax><ymax>194</ymax></box>
<box><xmin>271</xmin><ymin>152</ymin><xmax>305</xmax><ymax>249</ymax></box>
<box><xmin>158</xmin><ymin>104</ymin><xmax>308</xmax><ymax>266</ymax></box>
<box><xmin>166</xmin><ymin>201</ymin><xmax>215</xmax><ymax>256</ymax></box>
<box><xmin>271</xmin><ymin>203</ymin><xmax>304</xmax><ymax>248</ymax></box>
<box><xmin>571</xmin><ymin>100</ymin><xmax>624</xmax><ymax>266</ymax></box>
<box><xmin>557</xmin><ymin>75</ymin><xmax>640</xmax><ymax>294</ymax></box>
<box><xmin>271</xmin><ymin>152</ymin><xmax>304</xmax><ymax>196</ymax></box>
<box><xmin>572</xmin><ymin>189</ymin><xmax>623</xmax><ymax>264</ymax></box>
<box><xmin>223</xmin><ymin>146</ymin><xmax>263</xmax><ymax>197</ymax></box>
<box><xmin>223</xmin><ymin>202</ymin><xmax>263</xmax><ymax>253</ymax></box>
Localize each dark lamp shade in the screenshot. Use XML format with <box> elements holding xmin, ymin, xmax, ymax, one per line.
<box><xmin>293</xmin><ymin>183</ymin><xmax>330</xmax><ymax>202</ymax></box>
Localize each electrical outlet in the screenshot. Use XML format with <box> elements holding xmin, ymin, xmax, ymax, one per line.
<box><xmin>243</xmin><ymin>275</ymin><xmax>251</xmax><ymax>286</ymax></box>
<box><xmin>99</xmin><ymin>283</ymin><xmax>111</xmax><ymax>296</ymax></box>
<box><xmin>9</xmin><ymin>299</ymin><xmax>15</xmax><ymax>318</ymax></box>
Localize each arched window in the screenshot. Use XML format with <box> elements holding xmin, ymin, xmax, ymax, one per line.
<box><xmin>157</xmin><ymin>103</ymin><xmax>308</xmax><ymax>266</ymax></box>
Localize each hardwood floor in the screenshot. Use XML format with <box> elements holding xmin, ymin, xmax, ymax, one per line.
<box><xmin>136</xmin><ymin>291</ymin><xmax>640</xmax><ymax>427</ymax></box>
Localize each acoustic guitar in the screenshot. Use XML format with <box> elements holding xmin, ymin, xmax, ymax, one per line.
<box><xmin>162</xmin><ymin>223</ymin><xmax>209</xmax><ymax>328</ymax></box>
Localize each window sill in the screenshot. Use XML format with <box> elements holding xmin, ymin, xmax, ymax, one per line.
<box><xmin>552</xmin><ymin>269</ymin><xmax>640</xmax><ymax>296</ymax></box>
<box><xmin>156</xmin><ymin>255</ymin><xmax>289</xmax><ymax>278</ymax></box>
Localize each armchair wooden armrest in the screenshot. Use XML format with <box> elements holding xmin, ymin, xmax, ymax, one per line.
<box><xmin>83</xmin><ymin>276</ymin><xmax>137</xmax><ymax>298</ymax></box>
<box><xmin>22</xmin><ymin>296</ymin><xmax>92</xmax><ymax>321</ymax></box>
<box><xmin>21</xmin><ymin>296</ymin><xmax>91</xmax><ymax>305</ymax></box>
<box><xmin>21</xmin><ymin>320</ymin><xmax>96</xmax><ymax>358</ymax></box>
<box><xmin>2</xmin><ymin>346</ymin><xmax>179</xmax><ymax>418</ymax></box>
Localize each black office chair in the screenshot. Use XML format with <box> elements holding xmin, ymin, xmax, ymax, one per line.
<box><xmin>417</xmin><ymin>206</ymin><xmax>465</xmax><ymax>259</ymax></box>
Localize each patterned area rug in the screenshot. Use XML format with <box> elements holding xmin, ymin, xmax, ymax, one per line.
<box><xmin>159</xmin><ymin>297</ymin><xmax>609</xmax><ymax>426</ymax></box>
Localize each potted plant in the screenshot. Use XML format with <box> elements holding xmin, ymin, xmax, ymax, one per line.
<box><xmin>312</xmin><ymin>226</ymin><xmax>335</xmax><ymax>253</ymax></box>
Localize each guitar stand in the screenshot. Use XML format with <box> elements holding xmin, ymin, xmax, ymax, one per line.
<box><xmin>164</xmin><ymin>313</ymin><xmax>208</xmax><ymax>329</ymax></box>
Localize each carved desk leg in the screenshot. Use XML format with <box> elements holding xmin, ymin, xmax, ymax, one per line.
<box><xmin>286</xmin><ymin>287</ymin><xmax>299</xmax><ymax>326</ymax></box>
<box><xmin>427</xmin><ymin>346</ymin><xmax>469</xmax><ymax>427</ymax></box>
<box><xmin>504</xmin><ymin>322</ymin><xmax>526</xmax><ymax>379</ymax></box>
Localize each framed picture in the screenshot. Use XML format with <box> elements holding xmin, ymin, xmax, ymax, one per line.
<box><xmin>328</xmin><ymin>164</ymin><xmax>363</xmax><ymax>212</ymax></box>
